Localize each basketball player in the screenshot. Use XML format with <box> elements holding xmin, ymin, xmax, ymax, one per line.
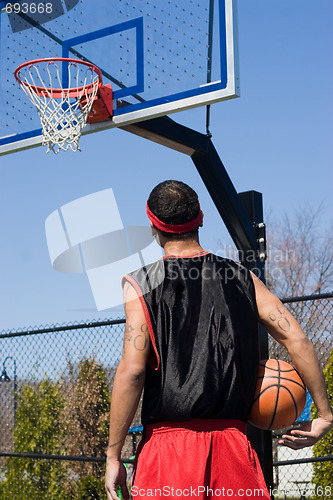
<box><xmin>105</xmin><ymin>181</ymin><xmax>332</xmax><ymax>500</ymax></box>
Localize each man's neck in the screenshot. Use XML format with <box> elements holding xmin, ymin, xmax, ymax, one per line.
<box><xmin>163</xmin><ymin>239</ymin><xmax>205</xmax><ymax>258</ymax></box>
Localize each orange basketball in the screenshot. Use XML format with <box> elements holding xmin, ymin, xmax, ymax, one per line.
<box><xmin>248</xmin><ymin>359</ymin><xmax>307</xmax><ymax>430</ymax></box>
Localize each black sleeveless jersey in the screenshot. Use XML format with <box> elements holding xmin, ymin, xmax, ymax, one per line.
<box><xmin>122</xmin><ymin>252</ymin><xmax>260</xmax><ymax>425</ymax></box>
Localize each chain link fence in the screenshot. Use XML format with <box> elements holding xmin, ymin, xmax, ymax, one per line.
<box><xmin>0</xmin><ymin>293</ymin><xmax>332</xmax><ymax>499</ymax></box>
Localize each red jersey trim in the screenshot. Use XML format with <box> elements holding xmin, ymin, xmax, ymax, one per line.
<box><xmin>121</xmin><ymin>274</ymin><xmax>160</xmax><ymax>371</ymax></box>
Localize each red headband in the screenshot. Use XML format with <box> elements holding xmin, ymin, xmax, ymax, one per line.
<box><xmin>146</xmin><ymin>202</ymin><xmax>203</xmax><ymax>234</ymax></box>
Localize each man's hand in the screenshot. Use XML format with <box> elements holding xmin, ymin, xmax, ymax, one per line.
<box><xmin>105</xmin><ymin>459</ymin><xmax>129</xmax><ymax>500</ymax></box>
<box><xmin>279</xmin><ymin>417</ymin><xmax>333</xmax><ymax>449</ymax></box>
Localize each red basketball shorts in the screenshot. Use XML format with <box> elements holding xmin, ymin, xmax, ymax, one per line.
<box><xmin>131</xmin><ymin>419</ymin><xmax>271</xmax><ymax>499</ymax></box>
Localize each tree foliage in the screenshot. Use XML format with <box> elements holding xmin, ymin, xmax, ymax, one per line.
<box><xmin>265</xmin><ymin>204</ymin><xmax>333</xmax><ymax>367</ymax></box>
<box><xmin>61</xmin><ymin>357</ymin><xmax>110</xmax><ymax>498</ymax></box>
<box><xmin>266</xmin><ymin>204</ymin><xmax>333</xmax><ymax>297</ymax></box>
<box><xmin>0</xmin><ymin>379</ymin><xmax>66</xmax><ymax>500</ymax></box>
<box><xmin>0</xmin><ymin>357</ymin><xmax>111</xmax><ymax>499</ymax></box>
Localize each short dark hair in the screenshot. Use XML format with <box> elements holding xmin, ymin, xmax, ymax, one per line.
<box><xmin>147</xmin><ymin>180</ymin><xmax>201</xmax><ymax>240</ymax></box>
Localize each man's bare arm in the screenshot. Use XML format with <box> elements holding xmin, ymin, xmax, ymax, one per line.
<box><xmin>252</xmin><ymin>273</ymin><xmax>332</xmax><ymax>449</ymax></box>
<box><xmin>105</xmin><ymin>282</ymin><xmax>151</xmax><ymax>500</ymax></box>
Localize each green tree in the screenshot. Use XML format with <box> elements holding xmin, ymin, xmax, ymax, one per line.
<box><xmin>310</xmin><ymin>349</ymin><xmax>333</xmax><ymax>499</ymax></box>
<box><xmin>61</xmin><ymin>357</ymin><xmax>111</xmax><ymax>499</ymax></box>
<box><xmin>0</xmin><ymin>379</ymin><xmax>66</xmax><ymax>500</ymax></box>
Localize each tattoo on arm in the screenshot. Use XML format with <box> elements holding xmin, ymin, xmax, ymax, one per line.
<box><xmin>133</xmin><ymin>324</ymin><xmax>149</xmax><ymax>351</ymax></box>
<box><xmin>122</xmin><ymin>323</ymin><xmax>149</xmax><ymax>357</ymax></box>
<box><xmin>108</xmin><ymin>440</ymin><xmax>122</xmax><ymax>449</ymax></box>
<box><xmin>268</xmin><ymin>305</ymin><xmax>291</xmax><ymax>332</ymax></box>
<box><xmin>124</xmin><ymin>324</ymin><xmax>134</xmax><ymax>342</ymax></box>
<box><xmin>122</xmin><ymin>324</ymin><xmax>134</xmax><ymax>357</ymax></box>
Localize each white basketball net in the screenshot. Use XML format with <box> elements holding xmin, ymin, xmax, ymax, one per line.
<box><xmin>16</xmin><ymin>60</ymin><xmax>100</xmax><ymax>153</ymax></box>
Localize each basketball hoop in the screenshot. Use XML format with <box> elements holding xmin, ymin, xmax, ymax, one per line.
<box><xmin>14</xmin><ymin>58</ymin><xmax>112</xmax><ymax>153</ymax></box>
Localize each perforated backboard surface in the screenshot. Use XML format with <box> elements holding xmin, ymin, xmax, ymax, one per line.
<box><xmin>0</xmin><ymin>0</ymin><xmax>239</xmax><ymax>154</ymax></box>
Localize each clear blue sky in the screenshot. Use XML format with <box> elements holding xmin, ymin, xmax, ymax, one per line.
<box><xmin>0</xmin><ymin>0</ymin><xmax>332</xmax><ymax>330</ymax></box>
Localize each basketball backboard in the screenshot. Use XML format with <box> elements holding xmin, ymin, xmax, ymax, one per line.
<box><xmin>0</xmin><ymin>0</ymin><xmax>239</xmax><ymax>154</ymax></box>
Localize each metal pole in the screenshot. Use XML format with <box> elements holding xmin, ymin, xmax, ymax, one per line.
<box><xmin>238</xmin><ymin>191</ymin><xmax>273</xmax><ymax>492</ymax></box>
